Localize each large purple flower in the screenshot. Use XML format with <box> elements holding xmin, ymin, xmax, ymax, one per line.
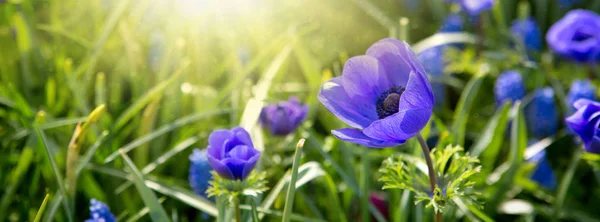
<box><xmin>259</xmin><ymin>96</ymin><xmax>308</xmax><ymax>136</ymax></box>
<box><xmin>318</xmin><ymin>38</ymin><xmax>434</xmax><ymax>148</ymax></box>
<box><xmin>206</xmin><ymin>127</ymin><xmax>261</xmax><ymax>180</ymax></box>
<box><xmin>565</xmin><ymin>99</ymin><xmax>600</xmax><ymax>153</ymax></box>
<box><xmin>546</xmin><ymin>10</ymin><xmax>600</xmax><ymax>63</ymax></box>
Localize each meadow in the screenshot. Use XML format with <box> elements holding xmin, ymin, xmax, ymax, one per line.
<box><xmin>1</xmin><ymin>0</ymin><xmax>600</xmax><ymax>221</ymax></box>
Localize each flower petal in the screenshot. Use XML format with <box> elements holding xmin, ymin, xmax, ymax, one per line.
<box><xmin>366</xmin><ymin>38</ymin><xmax>419</xmax><ymax>87</ymax></box>
<box><xmin>241</xmin><ymin>153</ymin><xmax>260</xmax><ymax>180</ymax></box>
<box><xmin>228</xmin><ymin>145</ymin><xmax>259</xmax><ymax>160</ymax></box>
<box><xmin>398</xmin><ymin>71</ymin><xmax>435</xmax><ymax>111</ymax></box>
<box><xmin>232</xmin><ymin>127</ymin><xmax>254</xmax><ymax>147</ymax></box>
<box><xmin>565</xmin><ymin>102</ymin><xmax>600</xmax><ymax>144</ymax></box>
<box><xmin>363</xmin><ymin>108</ymin><xmax>432</xmax><ymax>141</ymax></box>
<box><xmin>331</xmin><ymin>128</ymin><xmax>404</xmax><ymax>148</ymax></box>
<box><xmin>207</xmin><ymin>129</ymin><xmax>233</xmax><ymax>159</ymax></box>
<box><xmin>221</xmin><ymin>158</ymin><xmax>247</xmax><ymax>180</ymax></box>
<box><xmin>207</xmin><ymin>155</ymin><xmax>235</xmax><ymax>180</ymax></box>
<box><xmin>342</xmin><ymin>55</ymin><xmax>391</xmax><ymax>100</ymax></box>
<box><xmin>318</xmin><ymin>77</ymin><xmax>378</xmax><ymax>129</ymax></box>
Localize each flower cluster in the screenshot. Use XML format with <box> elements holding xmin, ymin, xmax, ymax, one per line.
<box><xmin>85</xmin><ymin>199</ymin><xmax>116</xmax><ymax>222</ymax></box>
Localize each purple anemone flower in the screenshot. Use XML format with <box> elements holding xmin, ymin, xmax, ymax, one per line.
<box><xmin>206</xmin><ymin>127</ymin><xmax>261</xmax><ymax>180</ymax></box>
<box><xmin>565</xmin><ymin>99</ymin><xmax>600</xmax><ymax>154</ymax></box>
<box><xmin>546</xmin><ymin>10</ymin><xmax>600</xmax><ymax>63</ymax></box>
<box><xmin>460</xmin><ymin>0</ymin><xmax>495</xmax><ymax>16</ymax></box>
<box><xmin>318</xmin><ymin>38</ymin><xmax>434</xmax><ymax>148</ymax></box>
<box><xmin>259</xmin><ymin>97</ymin><xmax>308</xmax><ymax>136</ymax></box>
<box><xmin>85</xmin><ymin>199</ymin><xmax>116</xmax><ymax>222</ymax></box>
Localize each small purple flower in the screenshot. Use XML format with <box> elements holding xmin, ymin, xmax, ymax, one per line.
<box><xmin>528</xmin><ymin>150</ymin><xmax>557</xmax><ymax>189</ymax></box>
<box><xmin>318</xmin><ymin>38</ymin><xmax>434</xmax><ymax>148</ymax></box>
<box><xmin>259</xmin><ymin>97</ymin><xmax>308</xmax><ymax>136</ymax></box>
<box><xmin>460</xmin><ymin>0</ymin><xmax>495</xmax><ymax>16</ymax></box>
<box><xmin>546</xmin><ymin>10</ymin><xmax>600</xmax><ymax>63</ymax></box>
<box><xmin>440</xmin><ymin>13</ymin><xmax>464</xmax><ymax>33</ymax></box>
<box><xmin>567</xmin><ymin>79</ymin><xmax>596</xmax><ymax>113</ymax></box>
<box><xmin>525</xmin><ymin>87</ymin><xmax>558</xmax><ymax>138</ymax></box>
<box><xmin>206</xmin><ymin>127</ymin><xmax>261</xmax><ymax>180</ymax></box>
<box><xmin>189</xmin><ymin>149</ymin><xmax>212</xmax><ymax>198</ymax></box>
<box><xmin>510</xmin><ymin>17</ymin><xmax>542</xmax><ymax>53</ymax></box>
<box><xmin>85</xmin><ymin>199</ymin><xmax>116</xmax><ymax>222</ymax></box>
<box><xmin>565</xmin><ymin>99</ymin><xmax>600</xmax><ymax>153</ymax></box>
<box><xmin>494</xmin><ymin>71</ymin><xmax>526</xmax><ymax>106</ymax></box>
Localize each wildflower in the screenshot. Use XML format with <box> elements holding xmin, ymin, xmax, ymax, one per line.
<box><xmin>85</xmin><ymin>199</ymin><xmax>116</xmax><ymax>222</ymax></box>
<box><xmin>525</xmin><ymin>87</ymin><xmax>558</xmax><ymax>138</ymax></box>
<box><xmin>566</xmin><ymin>79</ymin><xmax>595</xmax><ymax>113</ymax></box>
<box><xmin>189</xmin><ymin>149</ymin><xmax>213</xmax><ymax>197</ymax></box>
<box><xmin>494</xmin><ymin>71</ymin><xmax>526</xmax><ymax>106</ymax></box>
<box><xmin>318</xmin><ymin>38</ymin><xmax>434</xmax><ymax>148</ymax></box>
<box><xmin>510</xmin><ymin>17</ymin><xmax>543</xmax><ymax>53</ymax></box>
<box><xmin>528</xmin><ymin>150</ymin><xmax>557</xmax><ymax>189</ymax></box>
<box><xmin>206</xmin><ymin>127</ymin><xmax>261</xmax><ymax>180</ymax></box>
<box><xmin>546</xmin><ymin>10</ymin><xmax>600</xmax><ymax>63</ymax></box>
<box><xmin>565</xmin><ymin>99</ymin><xmax>600</xmax><ymax>153</ymax></box>
<box><xmin>459</xmin><ymin>0</ymin><xmax>495</xmax><ymax>16</ymax></box>
<box><xmin>259</xmin><ymin>97</ymin><xmax>308</xmax><ymax>136</ymax></box>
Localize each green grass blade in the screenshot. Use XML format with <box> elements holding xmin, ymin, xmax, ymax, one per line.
<box><xmin>413</xmin><ymin>32</ymin><xmax>478</xmax><ymax>53</ymax></box>
<box><xmin>451</xmin><ymin>74</ymin><xmax>485</xmax><ymax>146</ymax></box>
<box><xmin>33</xmin><ymin>124</ymin><xmax>74</xmax><ymax>222</ymax></box>
<box><xmin>0</xmin><ymin>147</ymin><xmax>35</xmax><ymax>221</ymax></box>
<box><xmin>282</xmin><ymin>139</ymin><xmax>305</xmax><ymax>222</ymax></box>
<box><xmin>42</xmin><ymin>192</ymin><xmax>62</xmax><ymax>222</ymax></box>
<box><xmin>113</xmin><ymin>61</ymin><xmax>189</xmax><ymax>132</ymax></box>
<box><xmin>76</xmin><ymin>131</ymin><xmax>109</xmax><ymax>176</ymax></box>
<box><xmin>104</xmin><ymin>109</ymin><xmax>231</xmax><ymax>163</ymax></box>
<box><xmin>471</xmin><ymin>101</ymin><xmax>510</xmax><ymax>159</ymax></box>
<box><xmin>118</xmin><ymin>150</ymin><xmax>170</xmax><ymax>222</ymax></box>
<box><xmin>115</xmin><ymin>136</ymin><xmax>199</xmax><ymax>194</ymax></box>
<box><xmin>125</xmin><ymin>197</ymin><xmax>167</xmax><ymax>222</ymax></box>
<box><xmin>453</xmin><ymin>197</ymin><xmax>493</xmax><ymax>222</ymax></box>
<box><xmin>553</xmin><ymin>149</ymin><xmax>582</xmax><ymax>220</ymax></box>
<box><xmin>33</xmin><ymin>194</ymin><xmax>51</xmax><ymax>222</ymax></box>
<box><xmin>348</xmin><ymin>0</ymin><xmax>395</xmax><ymax>29</ymax></box>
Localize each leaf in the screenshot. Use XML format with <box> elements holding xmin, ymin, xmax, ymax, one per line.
<box><xmin>413</xmin><ymin>32</ymin><xmax>478</xmax><ymax>53</ymax></box>
<box><xmin>282</xmin><ymin>139</ymin><xmax>305</xmax><ymax>222</ymax></box>
<box><xmin>33</xmin><ymin>194</ymin><xmax>51</xmax><ymax>222</ymax></box>
<box><xmin>451</xmin><ymin>73</ymin><xmax>485</xmax><ymax>146</ymax></box>
<box><xmin>0</xmin><ymin>147</ymin><xmax>34</xmax><ymax>221</ymax></box>
<box><xmin>471</xmin><ymin>101</ymin><xmax>511</xmax><ymax>170</ymax></box>
<box><xmin>553</xmin><ymin>149</ymin><xmax>582</xmax><ymax>219</ymax></box>
<box><xmin>118</xmin><ymin>151</ymin><xmax>170</xmax><ymax>222</ymax></box>
<box><xmin>104</xmin><ymin>109</ymin><xmax>231</xmax><ymax>163</ymax></box>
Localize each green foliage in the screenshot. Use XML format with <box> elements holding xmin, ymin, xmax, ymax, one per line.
<box><xmin>207</xmin><ymin>172</ymin><xmax>269</xmax><ymax>201</ymax></box>
<box><xmin>379</xmin><ymin>145</ymin><xmax>482</xmax><ymax>213</ymax></box>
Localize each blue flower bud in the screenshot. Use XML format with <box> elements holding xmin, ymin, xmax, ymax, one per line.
<box><xmin>567</xmin><ymin>79</ymin><xmax>595</xmax><ymax>113</ymax></box>
<box><xmin>526</xmin><ymin>87</ymin><xmax>558</xmax><ymax>138</ymax></box>
<box><xmin>494</xmin><ymin>71</ymin><xmax>526</xmax><ymax>106</ymax></box>
<box><xmin>528</xmin><ymin>150</ymin><xmax>557</xmax><ymax>189</ymax></box>
<box><xmin>510</xmin><ymin>17</ymin><xmax>542</xmax><ymax>53</ymax></box>
<box><xmin>189</xmin><ymin>149</ymin><xmax>213</xmax><ymax>198</ymax></box>
<box><xmin>85</xmin><ymin>199</ymin><xmax>116</xmax><ymax>222</ymax></box>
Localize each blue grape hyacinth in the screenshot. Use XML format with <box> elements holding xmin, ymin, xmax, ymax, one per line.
<box><xmin>189</xmin><ymin>149</ymin><xmax>213</xmax><ymax>198</ymax></box>
<box><xmin>85</xmin><ymin>199</ymin><xmax>116</xmax><ymax>222</ymax></box>
<box><xmin>318</xmin><ymin>38</ymin><xmax>434</xmax><ymax>148</ymax></box>
<box><xmin>567</xmin><ymin>79</ymin><xmax>596</xmax><ymax>113</ymax></box>
<box><xmin>525</xmin><ymin>87</ymin><xmax>558</xmax><ymax>138</ymax></box>
<box><xmin>528</xmin><ymin>150</ymin><xmax>557</xmax><ymax>189</ymax></box>
<box><xmin>494</xmin><ymin>71</ymin><xmax>526</xmax><ymax>106</ymax></box>
<box><xmin>418</xmin><ymin>47</ymin><xmax>446</xmax><ymax>111</ymax></box>
<box><xmin>510</xmin><ymin>17</ymin><xmax>543</xmax><ymax>53</ymax></box>
<box><xmin>259</xmin><ymin>96</ymin><xmax>308</xmax><ymax>136</ymax></box>
<box><xmin>440</xmin><ymin>13</ymin><xmax>464</xmax><ymax>33</ymax></box>
<box><xmin>206</xmin><ymin>127</ymin><xmax>261</xmax><ymax>180</ymax></box>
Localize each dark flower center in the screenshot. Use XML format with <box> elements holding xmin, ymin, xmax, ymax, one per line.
<box><xmin>572</xmin><ymin>31</ymin><xmax>593</xmax><ymax>42</ymax></box>
<box><xmin>376</xmin><ymin>86</ymin><xmax>405</xmax><ymax>119</ymax></box>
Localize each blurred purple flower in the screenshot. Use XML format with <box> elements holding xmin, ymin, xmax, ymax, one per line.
<box><xmin>206</xmin><ymin>127</ymin><xmax>261</xmax><ymax>180</ymax></box>
<box><xmin>567</xmin><ymin>79</ymin><xmax>596</xmax><ymax>113</ymax></box>
<box><xmin>460</xmin><ymin>0</ymin><xmax>495</xmax><ymax>16</ymax></box>
<box><xmin>85</xmin><ymin>199</ymin><xmax>116</xmax><ymax>222</ymax></box>
<box><xmin>528</xmin><ymin>150</ymin><xmax>557</xmax><ymax>189</ymax></box>
<box><xmin>494</xmin><ymin>71</ymin><xmax>526</xmax><ymax>106</ymax></box>
<box><xmin>259</xmin><ymin>97</ymin><xmax>308</xmax><ymax>136</ymax></box>
<box><xmin>189</xmin><ymin>149</ymin><xmax>212</xmax><ymax>198</ymax></box>
<box><xmin>546</xmin><ymin>10</ymin><xmax>600</xmax><ymax>63</ymax></box>
<box><xmin>525</xmin><ymin>87</ymin><xmax>558</xmax><ymax>138</ymax></box>
<box><xmin>318</xmin><ymin>38</ymin><xmax>434</xmax><ymax>148</ymax></box>
<box><xmin>565</xmin><ymin>99</ymin><xmax>600</xmax><ymax>153</ymax></box>
<box><xmin>440</xmin><ymin>13</ymin><xmax>464</xmax><ymax>33</ymax></box>
<box><xmin>510</xmin><ymin>17</ymin><xmax>543</xmax><ymax>53</ymax></box>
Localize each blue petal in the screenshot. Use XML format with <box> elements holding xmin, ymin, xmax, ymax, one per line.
<box><xmin>363</xmin><ymin>108</ymin><xmax>432</xmax><ymax>142</ymax></box>
<box><xmin>318</xmin><ymin>77</ymin><xmax>378</xmax><ymax>129</ymax></box>
<box><xmin>207</xmin><ymin>155</ymin><xmax>235</xmax><ymax>180</ymax></box>
<box><xmin>331</xmin><ymin>128</ymin><xmax>403</xmax><ymax>148</ymax></box>
<box><xmin>342</xmin><ymin>55</ymin><xmax>392</xmax><ymax>100</ymax></box>
<box><xmin>366</xmin><ymin>38</ymin><xmax>414</xmax><ymax>87</ymax></box>
<box><xmin>398</xmin><ymin>71</ymin><xmax>434</xmax><ymax>111</ymax></box>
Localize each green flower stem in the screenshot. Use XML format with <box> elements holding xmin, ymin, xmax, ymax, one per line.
<box><xmin>361</xmin><ymin>147</ymin><xmax>370</xmax><ymax>222</ymax></box>
<box><xmin>235</xmin><ymin>196</ymin><xmax>242</xmax><ymax>222</ymax></box>
<box><xmin>416</xmin><ymin>133</ymin><xmax>441</xmax><ymax>222</ymax></box>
